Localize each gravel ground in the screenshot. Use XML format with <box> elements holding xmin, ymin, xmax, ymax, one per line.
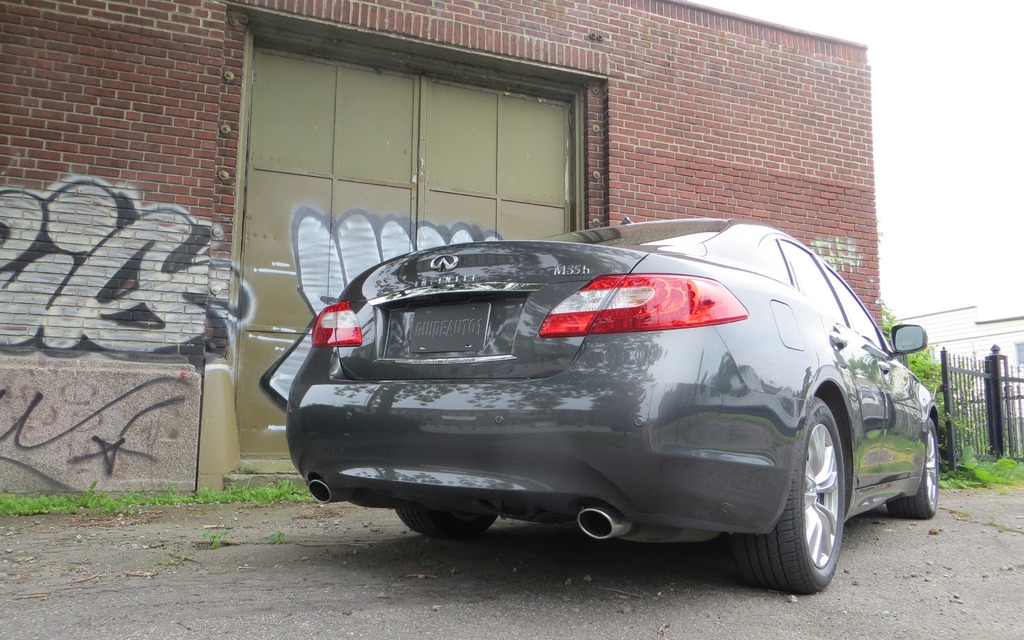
<box><xmin>2</xmin><ymin>488</ymin><xmax>1022</xmax><ymax>640</ymax></box>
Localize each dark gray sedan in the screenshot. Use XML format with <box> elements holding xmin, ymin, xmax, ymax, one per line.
<box><xmin>286</xmin><ymin>219</ymin><xmax>938</xmax><ymax>593</ymax></box>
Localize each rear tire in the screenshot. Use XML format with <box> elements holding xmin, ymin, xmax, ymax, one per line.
<box><xmin>731</xmin><ymin>398</ymin><xmax>846</xmax><ymax>594</ymax></box>
<box><xmin>887</xmin><ymin>420</ymin><xmax>939</xmax><ymax>519</ymax></box>
<box><xmin>395</xmin><ymin>507</ymin><xmax>497</xmax><ymax>539</ymax></box>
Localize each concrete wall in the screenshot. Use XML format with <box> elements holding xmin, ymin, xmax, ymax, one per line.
<box><xmin>0</xmin><ymin>354</ymin><xmax>201</xmax><ymax>493</ymax></box>
<box><xmin>0</xmin><ymin>172</ymin><xmax>217</xmax><ymax>492</ymax></box>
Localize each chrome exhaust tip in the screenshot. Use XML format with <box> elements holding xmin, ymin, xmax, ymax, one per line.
<box><xmin>307</xmin><ymin>478</ymin><xmax>332</xmax><ymax>503</ymax></box>
<box><xmin>577</xmin><ymin>506</ymin><xmax>632</xmax><ymax>540</ymax></box>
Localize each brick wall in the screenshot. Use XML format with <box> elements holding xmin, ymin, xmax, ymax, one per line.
<box><xmin>0</xmin><ymin>0</ymin><xmax>243</xmax><ymax>357</ymax></box>
<box><xmin>1</xmin><ymin>0</ymin><xmax>880</xmax><ymax>346</ymax></box>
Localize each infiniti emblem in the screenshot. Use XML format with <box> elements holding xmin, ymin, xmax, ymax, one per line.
<box><xmin>429</xmin><ymin>255</ymin><xmax>459</xmax><ymax>273</ymax></box>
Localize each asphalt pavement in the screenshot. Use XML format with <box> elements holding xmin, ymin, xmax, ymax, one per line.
<box><xmin>2</xmin><ymin>488</ymin><xmax>1022</xmax><ymax>640</ymax></box>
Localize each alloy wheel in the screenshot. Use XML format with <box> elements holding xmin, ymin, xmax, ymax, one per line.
<box><xmin>803</xmin><ymin>421</ymin><xmax>840</xmax><ymax>569</ymax></box>
<box><xmin>923</xmin><ymin>429</ymin><xmax>939</xmax><ymax>510</ymax></box>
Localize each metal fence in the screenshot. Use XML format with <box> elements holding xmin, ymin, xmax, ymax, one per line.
<box><xmin>939</xmin><ymin>346</ymin><xmax>1024</xmax><ymax>468</ymax></box>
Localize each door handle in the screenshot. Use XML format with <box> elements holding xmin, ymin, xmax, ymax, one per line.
<box><xmin>829</xmin><ymin>330</ymin><xmax>848</xmax><ymax>350</ymax></box>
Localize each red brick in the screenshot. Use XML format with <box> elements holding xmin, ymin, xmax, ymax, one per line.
<box><xmin>2</xmin><ymin>0</ymin><xmax>880</xmax><ymax>324</ymax></box>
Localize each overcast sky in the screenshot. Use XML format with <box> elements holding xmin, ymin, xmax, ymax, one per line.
<box><xmin>701</xmin><ymin>1</ymin><xmax>1024</xmax><ymax>320</ymax></box>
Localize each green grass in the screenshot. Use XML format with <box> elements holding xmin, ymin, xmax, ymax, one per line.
<box><xmin>2</xmin><ymin>459</ymin><xmax>1021</xmax><ymax>518</ymax></box>
<box><xmin>941</xmin><ymin>456</ymin><xmax>1024</xmax><ymax>490</ymax></box>
<box><xmin>0</xmin><ymin>479</ymin><xmax>313</xmax><ymax>517</ymax></box>
<box><xmin>200</xmin><ymin>529</ymin><xmax>232</xmax><ymax>549</ymax></box>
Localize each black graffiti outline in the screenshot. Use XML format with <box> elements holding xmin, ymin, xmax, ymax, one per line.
<box><xmin>0</xmin><ymin>176</ymin><xmax>212</xmax><ymax>357</ymax></box>
<box><xmin>0</xmin><ymin>178</ymin><xmax>138</xmax><ymax>302</ymax></box>
<box><xmin>0</xmin><ymin>455</ymin><xmax>74</xmax><ymax>493</ymax></box>
<box><xmin>0</xmin><ymin>377</ymin><xmax>188</xmax><ymax>485</ymax></box>
<box><xmin>68</xmin><ymin>395</ymin><xmax>185</xmax><ymax>475</ymax></box>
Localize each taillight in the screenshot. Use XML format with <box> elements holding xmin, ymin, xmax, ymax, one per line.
<box><xmin>539</xmin><ymin>274</ymin><xmax>748</xmax><ymax>338</ymax></box>
<box><xmin>312</xmin><ymin>301</ymin><xmax>363</xmax><ymax>347</ymax></box>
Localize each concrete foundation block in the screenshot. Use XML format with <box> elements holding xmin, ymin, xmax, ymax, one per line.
<box><xmin>0</xmin><ymin>353</ymin><xmax>201</xmax><ymax>494</ymax></box>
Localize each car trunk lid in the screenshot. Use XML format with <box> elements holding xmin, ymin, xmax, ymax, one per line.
<box><xmin>337</xmin><ymin>241</ymin><xmax>648</xmax><ymax>380</ymax></box>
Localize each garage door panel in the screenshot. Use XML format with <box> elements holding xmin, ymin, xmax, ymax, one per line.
<box><xmin>424</xmin><ymin>191</ymin><xmax>498</xmax><ymax>241</ymax></box>
<box><xmin>499</xmin><ymin>96</ymin><xmax>569</xmax><ymax>204</ymax></box>
<box><xmin>332</xmin><ymin>180</ymin><xmax>414</xmax><ymax>220</ymax></box>
<box><xmin>427</xmin><ymin>83</ymin><xmax>497</xmax><ymax>194</ymax></box>
<box><xmin>240</xmin><ymin>52</ymin><xmax>574</xmax><ymax>457</ymax></box>
<box><xmin>332</xmin><ymin>181</ymin><xmax>415</xmax><ymax>283</ymax></box>
<box><xmin>236</xmin><ymin>331</ymin><xmax>290</xmax><ymax>455</ymax></box>
<box><xmin>499</xmin><ymin>201</ymin><xmax>568</xmax><ymax>239</ymax></box>
<box><xmin>292</xmin><ymin>207</ymin><xmax>343</xmax><ymax>316</ymax></box>
<box><xmin>336</xmin><ymin>68</ymin><xmax>416</xmax><ymax>184</ymax></box>
<box><xmin>244</xmin><ymin>170</ymin><xmax>332</xmax><ymax>328</ymax></box>
<box><xmin>251</xmin><ymin>53</ymin><xmax>336</xmax><ymax>173</ymax></box>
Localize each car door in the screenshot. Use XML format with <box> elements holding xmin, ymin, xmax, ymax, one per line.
<box><xmin>777</xmin><ymin>241</ymin><xmax>893</xmax><ymax>488</ymax></box>
<box><xmin>823</xmin><ymin>267</ymin><xmax>922</xmax><ymax>483</ymax></box>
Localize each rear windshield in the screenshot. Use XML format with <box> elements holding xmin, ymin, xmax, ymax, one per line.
<box><xmin>548</xmin><ymin>219</ymin><xmax>729</xmax><ymax>247</ymax></box>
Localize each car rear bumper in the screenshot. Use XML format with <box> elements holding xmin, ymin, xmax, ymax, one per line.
<box><xmin>287</xmin><ymin>347</ymin><xmax>801</xmax><ymax>535</ymax></box>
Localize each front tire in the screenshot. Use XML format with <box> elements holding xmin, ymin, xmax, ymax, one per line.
<box><xmin>887</xmin><ymin>420</ymin><xmax>939</xmax><ymax>519</ymax></box>
<box><xmin>731</xmin><ymin>398</ymin><xmax>846</xmax><ymax>594</ymax></box>
<box><xmin>395</xmin><ymin>507</ymin><xmax>497</xmax><ymax>539</ymax></box>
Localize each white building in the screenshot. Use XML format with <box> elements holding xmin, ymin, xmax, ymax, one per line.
<box><xmin>903</xmin><ymin>307</ymin><xmax>1024</xmax><ymax>366</ymax></box>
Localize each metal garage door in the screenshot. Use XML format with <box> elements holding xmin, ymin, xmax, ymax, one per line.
<box><xmin>236</xmin><ymin>51</ymin><xmax>573</xmax><ymax>456</ymax></box>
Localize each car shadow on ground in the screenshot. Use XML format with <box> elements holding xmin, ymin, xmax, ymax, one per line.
<box><xmin>278</xmin><ymin>507</ymin><xmax>904</xmax><ymax>601</ymax></box>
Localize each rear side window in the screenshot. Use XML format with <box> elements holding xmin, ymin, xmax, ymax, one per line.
<box><xmin>824</xmin><ymin>269</ymin><xmax>883</xmax><ymax>350</ymax></box>
<box><xmin>760</xmin><ymin>237</ymin><xmax>795</xmax><ymax>285</ymax></box>
<box><xmin>779</xmin><ymin>241</ymin><xmax>844</xmax><ymax>322</ymax></box>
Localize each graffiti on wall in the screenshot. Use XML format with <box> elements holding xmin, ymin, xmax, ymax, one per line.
<box><xmin>0</xmin><ymin>176</ymin><xmax>208</xmax><ymax>491</ymax></box>
<box><xmin>811</xmin><ymin>236</ymin><xmax>861</xmax><ymax>273</ymax></box>
<box><xmin>0</xmin><ymin>176</ymin><xmax>212</xmax><ymax>355</ymax></box>
<box><xmin>0</xmin><ymin>370</ymin><xmax>198</xmax><ymax>492</ymax></box>
<box><xmin>259</xmin><ymin>207</ymin><xmax>499</xmax><ymax>405</ymax></box>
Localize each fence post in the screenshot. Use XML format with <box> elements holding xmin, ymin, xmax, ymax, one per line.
<box><xmin>984</xmin><ymin>346</ymin><xmax>1006</xmax><ymax>458</ymax></box>
<box><xmin>939</xmin><ymin>348</ymin><xmax>957</xmax><ymax>470</ymax></box>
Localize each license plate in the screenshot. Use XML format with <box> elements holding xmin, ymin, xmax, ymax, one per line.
<box><xmin>409</xmin><ymin>303</ymin><xmax>490</xmax><ymax>353</ymax></box>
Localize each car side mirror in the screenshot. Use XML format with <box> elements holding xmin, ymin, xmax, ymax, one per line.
<box><xmin>890</xmin><ymin>324</ymin><xmax>928</xmax><ymax>354</ymax></box>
